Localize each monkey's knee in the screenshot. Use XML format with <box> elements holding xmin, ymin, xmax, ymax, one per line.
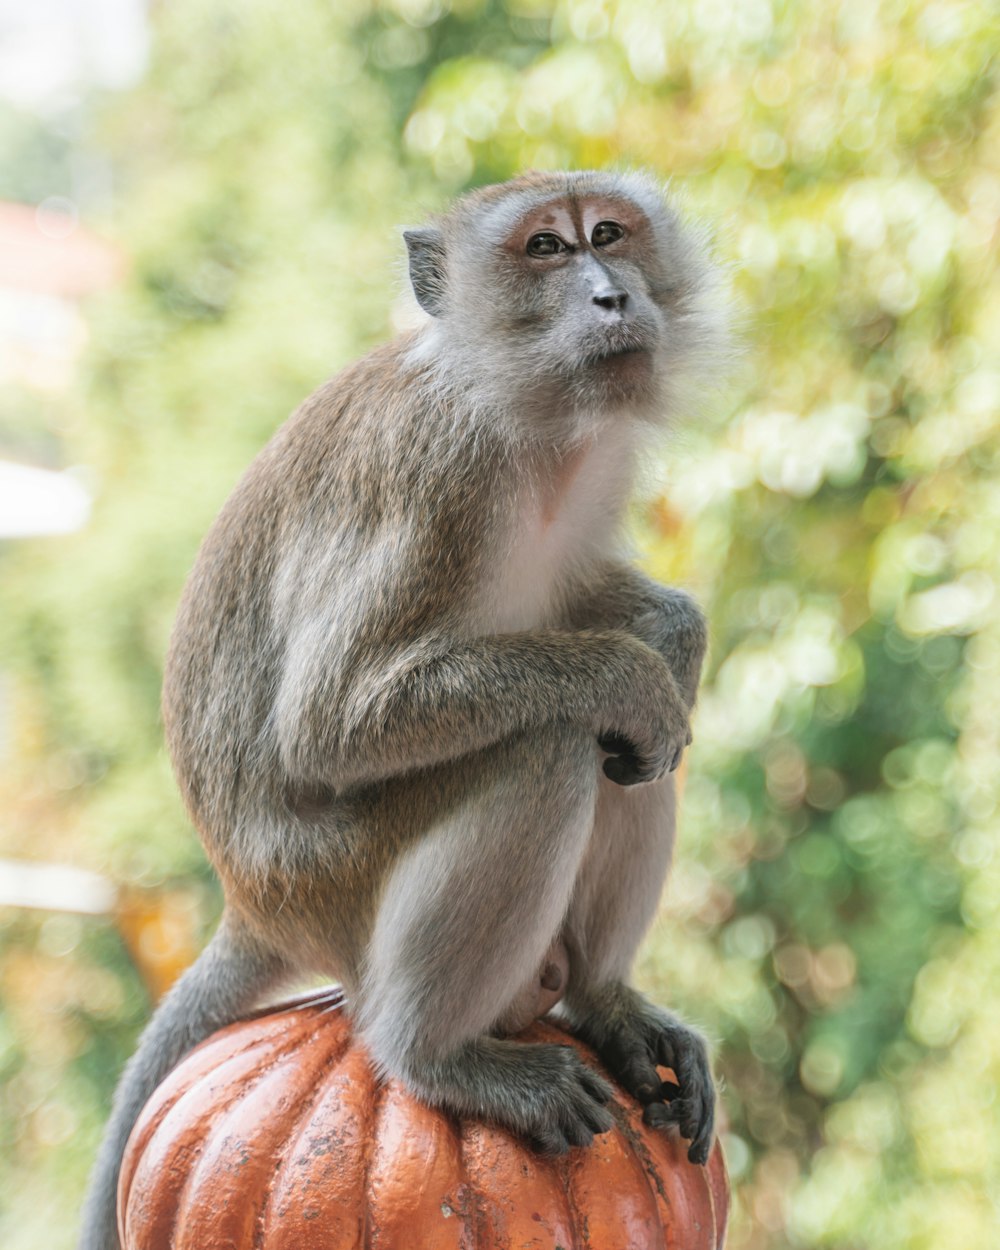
<box><xmin>495</xmin><ymin>721</ymin><xmax>599</xmax><ymax>803</ymax></box>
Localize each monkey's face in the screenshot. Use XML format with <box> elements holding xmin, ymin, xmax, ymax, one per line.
<box><xmin>405</xmin><ymin>171</ymin><xmax>725</xmax><ymax>428</ymax></box>
<box><xmin>487</xmin><ymin>193</ymin><xmax>667</xmax><ymax>405</ymax></box>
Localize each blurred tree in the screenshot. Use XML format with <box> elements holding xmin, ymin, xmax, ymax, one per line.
<box><xmin>0</xmin><ymin>103</ymin><xmax>78</xmax><ymax>205</ymax></box>
<box><xmin>1</xmin><ymin>1</ymin><xmax>998</xmax><ymax>1247</ymax></box>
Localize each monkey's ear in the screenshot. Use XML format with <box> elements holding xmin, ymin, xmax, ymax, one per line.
<box><xmin>404</xmin><ymin>227</ymin><xmax>447</xmax><ymax>316</ymax></box>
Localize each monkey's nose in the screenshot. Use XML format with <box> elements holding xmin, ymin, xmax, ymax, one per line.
<box><xmin>592</xmin><ymin>288</ymin><xmax>628</xmax><ymax>312</ymax></box>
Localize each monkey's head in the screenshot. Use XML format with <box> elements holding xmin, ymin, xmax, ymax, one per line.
<box><xmin>404</xmin><ymin>170</ymin><xmax>728</xmax><ymax>435</ymax></box>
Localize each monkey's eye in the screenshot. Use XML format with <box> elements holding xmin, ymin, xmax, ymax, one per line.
<box><xmin>526</xmin><ymin>232</ymin><xmax>567</xmax><ymax>258</ymax></box>
<box><xmin>592</xmin><ymin>221</ymin><xmax>625</xmax><ymax>247</ymax></box>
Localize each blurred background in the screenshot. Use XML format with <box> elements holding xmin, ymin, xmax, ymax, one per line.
<box><xmin>0</xmin><ymin>0</ymin><xmax>998</xmax><ymax>1245</ymax></box>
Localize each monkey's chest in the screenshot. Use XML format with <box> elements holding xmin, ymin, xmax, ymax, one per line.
<box><xmin>481</xmin><ymin>438</ymin><xmax>633</xmax><ymax>634</ymax></box>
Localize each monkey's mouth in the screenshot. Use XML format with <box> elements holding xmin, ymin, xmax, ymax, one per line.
<box><xmin>603</xmin><ymin>344</ymin><xmax>646</xmax><ymax>358</ymax></box>
<box><xmin>586</xmin><ymin>326</ymin><xmax>651</xmax><ymax>365</ymax></box>
<box><xmin>588</xmin><ymin>340</ymin><xmax>650</xmax><ymax>366</ymax></box>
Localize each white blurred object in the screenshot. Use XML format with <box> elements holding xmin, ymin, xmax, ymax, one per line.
<box><xmin>0</xmin><ymin>856</ymin><xmax>117</xmax><ymax>914</ymax></box>
<box><xmin>0</xmin><ymin>458</ymin><xmax>90</xmax><ymax>536</ymax></box>
<box><xmin>0</xmin><ymin>0</ymin><xmax>148</xmax><ymax>110</ymax></box>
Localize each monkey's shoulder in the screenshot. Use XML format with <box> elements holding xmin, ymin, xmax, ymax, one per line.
<box><xmin>231</xmin><ymin>335</ymin><xmax>507</xmax><ymax>533</ymax></box>
<box><xmin>177</xmin><ymin>335</ymin><xmax>512</xmax><ymax>643</ymax></box>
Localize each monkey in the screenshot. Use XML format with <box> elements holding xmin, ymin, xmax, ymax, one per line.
<box><xmin>78</xmin><ymin>169</ymin><xmax>730</xmax><ymax>1250</ymax></box>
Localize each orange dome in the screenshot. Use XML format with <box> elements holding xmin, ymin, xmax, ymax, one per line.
<box><xmin>119</xmin><ymin>987</ymin><xmax>728</xmax><ymax>1249</ymax></box>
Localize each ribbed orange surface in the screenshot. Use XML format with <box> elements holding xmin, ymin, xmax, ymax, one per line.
<box><xmin>119</xmin><ymin>987</ymin><xmax>728</xmax><ymax>1249</ymax></box>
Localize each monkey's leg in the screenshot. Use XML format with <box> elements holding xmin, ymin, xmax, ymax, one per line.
<box><xmin>561</xmin><ymin>773</ymin><xmax>716</xmax><ymax>1165</ymax></box>
<box><xmin>77</xmin><ymin>917</ymin><xmax>288</xmax><ymax>1250</ymax></box>
<box><xmin>357</xmin><ymin>723</ymin><xmax>615</xmax><ymax>1154</ymax></box>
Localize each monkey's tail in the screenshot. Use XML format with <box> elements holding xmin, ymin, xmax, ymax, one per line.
<box><xmin>76</xmin><ymin>915</ymin><xmax>288</xmax><ymax>1250</ymax></box>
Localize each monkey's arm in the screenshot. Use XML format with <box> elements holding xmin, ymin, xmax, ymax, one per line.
<box><xmin>566</xmin><ymin>562</ymin><xmax>708</xmax><ymax>710</ymax></box>
<box><xmin>274</xmin><ymin>627</ymin><xmax>687</xmax><ymax>792</ymax></box>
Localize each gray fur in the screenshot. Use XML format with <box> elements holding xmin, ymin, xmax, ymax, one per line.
<box><xmin>403</xmin><ymin>227</ymin><xmax>447</xmax><ymax>315</ymax></box>
<box><xmin>79</xmin><ymin>170</ymin><xmax>728</xmax><ymax>1250</ymax></box>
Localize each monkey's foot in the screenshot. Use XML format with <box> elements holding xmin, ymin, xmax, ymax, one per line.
<box><xmin>573</xmin><ymin>991</ymin><xmax>715</xmax><ymax>1165</ymax></box>
<box><xmin>519</xmin><ymin>1043</ymin><xmax>617</xmax><ymax>1155</ymax></box>
<box><xmin>417</xmin><ymin>1038</ymin><xmax>615</xmax><ymax>1156</ymax></box>
<box><xmin>635</xmin><ymin>1021</ymin><xmax>715</xmax><ymax>1167</ymax></box>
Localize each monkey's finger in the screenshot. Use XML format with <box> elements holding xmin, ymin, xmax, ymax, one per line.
<box><xmin>657</xmin><ymin>1079</ymin><xmax>683</xmax><ymax>1102</ymax></box>
<box><xmin>602</xmin><ymin>754</ymin><xmax>644</xmax><ymax>786</ymax></box>
<box><xmin>597</xmin><ymin>731</ymin><xmax>636</xmax><ymax>756</ymax></box>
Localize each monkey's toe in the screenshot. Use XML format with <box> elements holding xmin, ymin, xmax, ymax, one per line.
<box><xmin>530</xmin><ymin>1128</ymin><xmax>571</xmax><ymax>1155</ymax></box>
<box><xmin>513</xmin><ymin>1043</ymin><xmax>614</xmax><ymax>1155</ymax></box>
<box><xmin>597</xmin><ymin>1032</ymin><xmax>663</xmax><ymax>1103</ymax></box>
<box><xmin>642</xmin><ymin>1099</ymin><xmax>713</xmax><ymax>1164</ymax></box>
<box><xmin>647</xmin><ymin>1025</ymin><xmax>715</xmax><ymax>1165</ymax></box>
<box><xmin>594</xmin><ymin>1010</ymin><xmax>716</xmax><ymax>1165</ymax></box>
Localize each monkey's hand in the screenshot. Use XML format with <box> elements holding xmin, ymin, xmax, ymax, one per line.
<box><xmin>569</xmin><ymin>984</ymin><xmax>715</xmax><ymax>1165</ymax></box>
<box><xmin>595</xmin><ymin>649</ymin><xmax>691</xmax><ymax>786</ymax></box>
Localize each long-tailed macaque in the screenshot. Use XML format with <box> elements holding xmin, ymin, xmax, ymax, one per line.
<box><xmin>79</xmin><ymin>170</ymin><xmax>730</xmax><ymax>1250</ymax></box>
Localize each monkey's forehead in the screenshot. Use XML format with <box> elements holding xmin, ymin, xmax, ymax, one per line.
<box><xmin>447</xmin><ymin>170</ymin><xmax>674</xmax><ymax>241</ymax></box>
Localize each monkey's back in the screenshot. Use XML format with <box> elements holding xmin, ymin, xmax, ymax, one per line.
<box><xmin>162</xmin><ymin>337</ymin><xmax>504</xmax><ymax>868</ymax></box>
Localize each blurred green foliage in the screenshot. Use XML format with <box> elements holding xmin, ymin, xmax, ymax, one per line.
<box><xmin>1</xmin><ymin>1</ymin><xmax>999</xmax><ymax>1246</ymax></box>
